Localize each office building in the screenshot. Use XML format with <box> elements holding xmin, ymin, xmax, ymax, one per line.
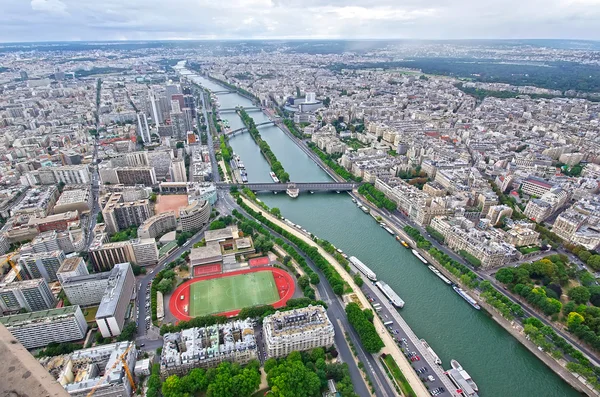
<box><xmin>170</xmin><ymin>157</ymin><xmax>187</xmax><ymax>182</ymax></box>
<box><xmin>41</xmin><ymin>341</ymin><xmax>136</xmax><ymax>397</ymax></box>
<box><xmin>56</xmin><ymin>256</ymin><xmax>88</xmax><ymax>284</ymax></box>
<box><xmin>130</xmin><ymin>238</ymin><xmax>159</xmax><ymax>266</ymax></box>
<box><xmin>96</xmin><ymin>263</ymin><xmax>135</xmax><ymax>338</ymax></box>
<box><xmin>54</xmin><ymin>189</ymin><xmax>93</xmax><ymax>215</ymax></box>
<box><xmin>147</xmin><ymin>148</ymin><xmax>173</xmax><ymax>179</ymax></box>
<box><xmin>61</xmin><ymin>272</ymin><xmax>111</xmax><ymax>307</ymax></box>
<box><xmin>19</xmin><ymin>250</ymin><xmax>66</xmax><ymax>282</ymax></box>
<box><xmin>60</xmin><ymin>150</ymin><xmax>82</xmax><ymax>166</ymax></box>
<box><xmin>102</xmin><ymin>193</ymin><xmax>152</xmax><ymax>234</ymax></box>
<box><xmin>263</xmin><ymin>305</ymin><xmax>335</xmax><ymax>358</ymax></box>
<box><xmin>160</xmin><ymin>320</ymin><xmax>257</xmax><ymax>377</ymax></box>
<box><xmin>179</xmin><ymin>199</ymin><xmax>210</xmax><ymax>233</ymax></box>
<box><xmin>171</xmin><ymin>111</ymin><xmax>187</xmax><ymax>140</ymax></box>
<box><xmin>138</xmin><ymin>211</ymin><xmax>177</xmax><ymax>239</ymax></box>
<box><xmin>0</xmin><ymin>306</ymin><xmax>87</xmax><ymax>349</ymax></box>
<box><xmin>0</xmin><ymin>278</ymin><xmax>56</xmax><ymax>314</ymax></box>
<box><xmin>149</xmin><ymin>88</ymin><xmax>163</xmax><ymax>125</ymax></box>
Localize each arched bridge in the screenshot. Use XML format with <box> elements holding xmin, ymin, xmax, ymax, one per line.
<box><xmin>225</xmin><ymin>121</ymin><xmax>276</xmax><ymax>136</ymax></box>
<box><xmin>217</xmin><ymin>182</ymin><xmax>360</xmax><ymax>192</ymax></box>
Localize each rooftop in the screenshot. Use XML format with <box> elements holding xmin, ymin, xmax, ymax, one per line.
<box><xmin>204</xmin><ymin>225</ymin><xmax>238</xmax><ymax>242</ymax></box>
<box><xmin>96</xmin><ymin>263</ymin><xmax>132</xmax><ymax>319</ymax></box>
<box><xmin>0</xmin><ymin>306</ymin><xmax>79</xmax><ymax>326</ymax></box>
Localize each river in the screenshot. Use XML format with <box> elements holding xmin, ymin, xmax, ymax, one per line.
<box><xmin>187</xmin><ymin>72</ymin><xmax>580</xmax><ymax>397</ymax></box>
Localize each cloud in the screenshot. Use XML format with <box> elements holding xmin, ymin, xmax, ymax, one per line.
<box><xmin>0</xmin><ymin>0</ymin><xmax>595</xmax><ymax>42</ymax></box>
<box><xmin>30</xmin><ymin>0</ymin><xmax>68</xmax><ymax>15</ymax></box>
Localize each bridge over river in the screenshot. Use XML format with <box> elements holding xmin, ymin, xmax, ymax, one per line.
<box><xmin>216</xmin><ymin>182</ymin><xmax>360</xmax><ymax>192</ymax></box>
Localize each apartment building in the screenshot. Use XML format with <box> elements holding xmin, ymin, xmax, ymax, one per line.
<box><xmin>161</xmin><ymin>320</ymin><xmax>258</xmax><ymax>377</ymax></box>
<box><xmin>19</xmin><ymin>250</ymin><xmax>66</xmax><ymax>282</ymax></box>
<box><xmin>38</xmin><ymin>165</ymin><xmax>91</xmax><ymax>185</ymax></box>
<box><xmin>179</xmin><ymin>199</ymin><xmax>210</xmax><ymax>233</ymax></box>
<box><xmin>102</xmin><ymin>193</ymin><xmax>152</xmax><ymax>234</ymax></box>
<box><xmin>0</xmin><ymin>306</ymin><xmax>87</xmax><ymax>349</ymax></box>
<box><xmin>116</xmin><ymin>167</ymin><xmax>157</xmax><ymax>186</ymax></box>
<box><xmin>137</xmin><ymin>211</ymin><xmax>177</xmax><ymax>239</ymax></box>
<box><xmin>27</xmin><ymin>211</ymin><xmax>80</xmax><ymax>233</ymax></box>
<box><xmin>56</xmin><ymin>256</ymin><xmax>88</xmax><ymax>284</ymax></box>
<box><xmin>61</xmin><ymin>272</ymin><xmax>111</xmax><ymax>307</ymax></box>
<box><xmin>0</xmin><ymin>278</ymin><xmax>56</xmax><ymax>314</ymax></box>
<box><xmin>53</xmin><ymin>188</ymin><xmax>93</xmax><ymax>214</ymax></box>
<box><xmin>89</xmin><ymin>238</ymin><xmax>135</xmax><ymax>272</ymax></box>
<box><xmin>130</xmin><ymin>238</ymin><xmax>159</xmax><ymax>266</ymax></box>
<box><xmin>263</xmin><ymin>305</ymin><xmax>335</xmax><ymax>358</ymax></box>
<box><xmin>95</xmin><ymin>263</ymin><xmax>135</xmax><ymax>338</ymax></box>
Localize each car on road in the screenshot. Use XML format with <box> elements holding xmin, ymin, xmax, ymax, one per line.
<box><xmin>139</xmin><ymin>343</ymin><xmax>145</xmax><ymax>347</ymax></box>
<box><xmin>427</xmin><ymin>375</ymin><xmax>435</xmax><ymax>382</ymax></box>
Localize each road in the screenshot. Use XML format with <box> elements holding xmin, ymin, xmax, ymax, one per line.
<box><xmin>219</xmin><ymin>192</ymin><xmax>397</xmax><ymax>397</ymax></box>
<box><xmin>196</xmin><ymin>88</ymin><xmax>221</xmax><ymax>183</ymax></box>
<box><xmin>361</xmin><ymin>282</ymin><xmax>455</xmax><ymax>395</ymax></box>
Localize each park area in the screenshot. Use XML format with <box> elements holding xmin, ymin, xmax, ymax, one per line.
<box><xmin>170</xmin><ymin>268</ymin><xmax>295</xmax><ymax>320</ymax></box>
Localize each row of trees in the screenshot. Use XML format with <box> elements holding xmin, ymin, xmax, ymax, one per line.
<box><xmin>109</xmin><ymin>225</ymin><xmax>138</xmax><ymax>242</ymax></box>
<box><xmin>358</xmin><ymin>183</ymin><xmax>396</xmax><ymax>211</ymax></box>
<box><xmin>345</xmin><ymin>302</ymin><xmax>384</xmax><ymax>353</ymax></box>
<box><xmin>239</xmin><ymin>109</ymin><xmax>290</xmax><ymax>183</ymax></box>
<box><xmin>283</xmin><ymin>119</ymin><xmax>305</xmax><ymax>139</ymax></box>
<box><xmin>220</xmin><ymin>135</ymin><xmax>231</xmax><ymax>162</ymax></box>
<box><xmin>566</xmin><ymin>243</ymin><xmax>600</xmax><ymax>271</ymax></box>
<box><xmin>307</xmin><ymin>142</ymin><xmax>361</xmax><ymax>182</ymax></box>
<box><xmin>162</xmin><ymin>361</ymin><xmax>261</xmax><ymax>397</ymax></box>
<box><xmin>235</xmin><ymin>202</ymin><xmax>348</xmax><ymax>296</ymax></box>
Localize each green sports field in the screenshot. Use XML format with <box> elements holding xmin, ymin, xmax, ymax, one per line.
<box><xmin>189</xmin><ymin>271</ymin><xmax>280</xmax><ymax>317</ymax></box>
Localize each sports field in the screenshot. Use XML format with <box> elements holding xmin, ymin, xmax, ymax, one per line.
<box><xmin>189</xmin><ymin>271</ymin><xmax>280</xmax><ymax>317</ymax></box>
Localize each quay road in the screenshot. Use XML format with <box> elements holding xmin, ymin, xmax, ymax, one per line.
<box><xmin>218</xmin><ymin>192</ymin><xmax>397</xmax><ymax>397</ymax></box>
<box><xmin>196</xmin><ymin>88</ymin><xmax>221</xmax><ymax>183</ymax></box>
<box><xmin>354</xmin><ymin>192</ymin><xmax>600</xmax><ymax>369</ymax></box>
<box><xmin>362</xmin><ymin>281</ymin><xmax>458</xmax><ymax>395</ymax></box>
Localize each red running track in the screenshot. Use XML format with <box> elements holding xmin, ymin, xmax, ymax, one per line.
<box><xmin>169</xmin><ymin>267</ymin><xmax>295</xmax><ymax>322</ymax></box>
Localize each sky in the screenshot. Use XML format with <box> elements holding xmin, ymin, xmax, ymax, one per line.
<box><xmin>1</xmin><ymin>0</ymin><xmax>600</xmax><ymax>42</ymax></box>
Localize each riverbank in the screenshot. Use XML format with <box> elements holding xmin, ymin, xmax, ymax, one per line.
<box><xmin>240</xmin><ymin>195</ymin><xmax>434</xmax><ymax>397</ymax></box>
<box><xmin>356</xmin><ymin>192</ymin><xmax>597</xmax><ymax>396</ymax></box>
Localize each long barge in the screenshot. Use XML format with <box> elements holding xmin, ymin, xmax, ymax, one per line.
<box><xmin>453</xmin><ymin>286</ymin><xmax>481</xmax><ymax>310</ymax></box>
<box><xmin>411</xmin><ymin>249</ymin><xmax>428</xmax><ymax>264</ymax></box>
<box><xmin>349</xmin><ymin>256</ymin><xmax>377</xmax><ymax>281</ymax></box>
<box><xmin>428</xmin><ymin>265</ymin><xmax>452</xmax><ymax>285</ymax></box>
<box><xmin>375</xmin><ymin>281</ymin><xmax>405</xmax><ymax>308</ymax></box>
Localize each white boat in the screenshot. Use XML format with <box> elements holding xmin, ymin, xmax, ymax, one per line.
<box><xmin>420</xmin><ymin>339</ymin><xmax>442</xmax><ymax>365</ymax></box>
<box><xmin>411</xmin><ymin>249</ymin><xmax>428</xmax><ymax>264</ymax></box>
<box><xmin>269</xmin><ymin>172</ymin><xmax>279</xmax><ymax>183</ymax></box>
<box><xmin>349</xmin><ymin>256</ymin><xmax>377</xmax><ymax>281</ymax></box>
<box><xmin>450</xmin><ymin>359</ymin><xmax>479</xmax><ymax>393</ymax></box>
<box><xmin>286</xmin><ymin>183</ymin><xmax>299</xmax><ymax>198</ymax></box>
<box><xmin>428</xmin><ymin>265</ymin><xmax>452</xmax><ymax>285</ymax></box>
<box><xmin>376</xmin><ymin>281</ymin><xmax>404</xmax><ymax>308</ymax></box>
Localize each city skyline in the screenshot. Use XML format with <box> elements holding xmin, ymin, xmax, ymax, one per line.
<box><xmin>1</xmin><ymin>0</ymin><xmax>600</xmax><ymax>42</ymax></box>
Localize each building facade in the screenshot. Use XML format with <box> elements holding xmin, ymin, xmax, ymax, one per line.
<box><xmin>263</xmin><ymin>305</ymin><xmax>335</xmax><ymax>358</ymax></box>
<box><xmin>95</xmin><ymin>263</ymin><xmax>135</xmax><ymax>338</ymax></box>
<box><xmin>0</xmin><ymin>278</ymin><xmax>56</xmax><ymax>314</ymax></box>
<box><xmin>178</xmin><ymin>199</ymin><xmax>210</xmax><ymax>233</ymax></box>
<box><xmin>0</xmin><ymin>306</ymin><xmax>87</xmax><ymax>349</ymax></box>
<box><xmin>19</xmin><ymin>250</ymin><xmax>66</xmax><ymax>282</ymax></box>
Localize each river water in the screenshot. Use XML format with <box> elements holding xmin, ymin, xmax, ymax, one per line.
<box><xmin>188</xmin><ymin>72</ymin><xmax>580</xmax><ymax>397</ymax></box>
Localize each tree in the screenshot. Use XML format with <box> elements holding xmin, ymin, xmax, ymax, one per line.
<box><xmin>495</xmin><ymin>267</ymin><xmax>515</xmax><ymax>284</ymax></box>
<box><xmin>578</xmin><ymin>250</ymin><xmax>592</xmax><ymax>263</ymax></box>
<box><xmin>176</xmin><ymin>141</ymin><xmax>185</xmax><ymax>149</ymax></box>
<box><xmin>568</xmin><ymin>286</ymin><xmax>591</xmax><ymax>304</ymax></box>
<box><xmin>567</xmin><ymin>312</ymin><xmax>585</xmax><ymax>329</ymax></box>
<box><xmin>298</xmin><ymin>275</ymin><xmax>310</xmax><ymax>289</ymax></box>
<box><xmin>309</xmin><ymin>347</ymin><xmax>325</xmax><ymax>363</ymax></box>
<box><xmin>353</xmin><ymin>273</ymin><xmax>364</xmax><ymax>287</ymax></box>
<box><xmin>156</xmin><ymin>278</ymin><xmax>175</xmax><ymax>294</ymax></box>
<box><xmin>210</xmin><ymin>220</ymin><xmax>226</xmax><ymax>230</ymax></box>
<box><xmin>267</xmin><ymin>359</ymin><xmax>321</xmax><ymax>397</ymax></box>
<box><xmin>254</xmin><ymin>235</ymin><xmax>274</xmax><ymax>254</ymax></box>
<box><xmin>149</xmin><ymin>193</ymin><xmax>157</xmax><ymax>203</ymax></box>
<box><xmin>587</xmin><ymin>255</ymin><xmax>600</xmax><ymax>271</ymax></box>
<box><xmin>116</xmin><ymin>322</ymin><xmax>137</xmax><ymax>341</ymax></box>
<box><xmin>162</xmin><ymin>375</ymin><xmax>184</xmax><ymax>397</ymax></box>
<box><xmin>270</xmin><ymin>207</ymin><xmax>281</xmax><ymax>218</ymax></box>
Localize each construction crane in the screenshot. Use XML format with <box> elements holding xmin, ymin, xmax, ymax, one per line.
<box><xmin>1</xmin><ymin>253</ymin><xmax>22</xmax><ymax>281</ymax></box>
<box><xmin>86</xmin><ymin>343</ymin><xmax>136</xmax><ymax>397</ymax></box>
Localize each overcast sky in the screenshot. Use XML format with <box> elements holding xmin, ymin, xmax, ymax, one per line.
<box><xmin>1</xmin><ymin>0</ymin><xmax>600</xmax><ymax>42</ymax></box>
